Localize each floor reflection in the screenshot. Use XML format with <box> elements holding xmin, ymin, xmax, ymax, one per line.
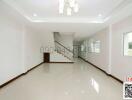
<box><xmin>0</xmin><ymin>59</ymin><xmax>123</xmax><ymax>100</ymax></box>
<box><xmin>43</xmin><ymin>63</ymin><xmax>50</xmax><ymax>73</ymax></box>
<box><xmin>91</xmin><ymin>78</ymin><xmax>100</xmax><ymax>93</ymax></box>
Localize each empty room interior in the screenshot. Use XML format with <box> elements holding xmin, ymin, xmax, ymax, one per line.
<box><xmin>0</xmin><ymin>0</ymin><xmax>132</xmax><ymax>100</ymax></box>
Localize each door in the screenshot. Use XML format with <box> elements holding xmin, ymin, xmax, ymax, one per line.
<box><xmin>44</xmin><ymin>53</ymin><xmax>50</xmax><ymax>63</ymax></box>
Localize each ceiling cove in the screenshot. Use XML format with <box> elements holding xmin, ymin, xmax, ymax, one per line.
<box><xmin>2</xmin><ymin>0</ymin><xmax>132</xmax><ymax>23</ymax></box>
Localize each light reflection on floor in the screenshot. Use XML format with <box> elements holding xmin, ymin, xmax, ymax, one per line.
<box><xmin>0</xmin><ymin>59</ymin><xmax>123</xmax><ymax>100</ymax></box>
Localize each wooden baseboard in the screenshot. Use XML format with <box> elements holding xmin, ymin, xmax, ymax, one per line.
<box><xmin>0</xmin><ymin>73</ymin><xmax>25</xmax><ymax>89</ymax></box>
<box><xmin>0</xmin><ymin>62</ymin><xmax>44</xmax><ymax>88</ymax></box>
<box><xmin>44</xmin><ymin>62</ymin><xmax>74</xmax><ymax>63</ymax></box>
<box><xmin>0</xmin><ymin>57</ymin><xmax>123</xmax><ymax>89</ymax></box>
<box><xmin>26</xmin><ymin>62</ymin><xmax>44</xmax><ymax>73</ymax></box>
<box><xmin>79</xmin><ymin>56</ymin><xmax>123</xmax><ymax>84</ymax></box>
<box><xmin>109</xmin><ymin>75</ymin><xmax>123</xmax><ymax>84</ymax></box>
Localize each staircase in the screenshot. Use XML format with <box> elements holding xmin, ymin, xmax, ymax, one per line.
<box><xmin>50</xmin><ymin>41</ymin><xmax>74</xmax><ymax>63</ymax></box>
<box><xmin>55</xmin><ymin>41</ymin><xmax>73</xmax><ymax>60</ymax></box>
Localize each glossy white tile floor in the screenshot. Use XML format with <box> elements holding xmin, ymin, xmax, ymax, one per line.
<box><xmin>0</xmin><ymin>59</ymin><xmax>123</xmax><ymax>100</ymax></box>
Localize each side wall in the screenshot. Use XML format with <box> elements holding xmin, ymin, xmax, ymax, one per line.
<box><xmin>24</xmin><ymin>28</ymin><xmax>43</xmax><ymax>70</ymax></box>
<box><xmin>80</xmin><ymin>15</ymin><xmax>132</xmax><ymax>82</ymax></box>
<box><xmin>0</xmin><ymin>1</ymin><xmax>44</xmax><ymax>85</ymax></box>
<box><xmin>111</xmin><ymin>15</ymin><xmax>132</xmax><ymax>81</ymax></box>
<box><xmin>80</xmin><ymin>28</ymin><xmax>109</xmax><ymax>72</ymax></box>
<box><xmin>0</xmin><ymin>1</ymin><xmax>25</xmax><ymax>85</ymax></box>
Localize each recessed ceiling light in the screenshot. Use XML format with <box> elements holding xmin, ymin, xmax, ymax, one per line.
<box><xmin>33</xmin><ymin>13</ymin><xmax>37</xmax><ymax>17</ymax></box>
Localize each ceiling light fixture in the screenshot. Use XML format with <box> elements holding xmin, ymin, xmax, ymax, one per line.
<box><xmin>59</xmin><ymin>0</ymin><xmax>79</xmax><ymax>15</ymax></box>
<box><xmin>67</xmin><ymin>7</ymin><xmax>72</xmax><ymax>16</ymax></box>
<box><xmin>59</xmin><ymin>7</ymin><xmax>64</xmax><ymax>14</ymax></box>
<box><xmin>69</xmin><ymin>0</ymin><xmax>75</xmax><ymax>7</ymax></box>
<box><xmin>59</xmin><ymin>0</ymin><xmax>64</xmax><ymax>14</ymax></box>
<box><xmin>74</xmin><ymin>3</ymin><xmax>79</xmax><ymax>12</ymax></box>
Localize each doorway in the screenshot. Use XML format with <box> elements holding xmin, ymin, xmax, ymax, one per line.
<box><xmin>44</xmin><ymin>53</ymin><xmax>50</xmax><ymax>63</ymax></box>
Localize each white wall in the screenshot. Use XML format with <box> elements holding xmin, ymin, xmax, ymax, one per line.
<box><xmin>0</xmin><ymin>1</ymin><xmax>44</xmax><ymax>85</ymax></box>
<box><xmin>54</xmin><ymin>33</ymin><xmax>74</xmax><ymax>50</ymax></box>
<box><xmin>80</xmin><ymin>28</ymin><xmax>109</xmax><ymax>72</ymax></box>
<box><xmin>40</xmin><ymin>31</ymin><xmax>55</xmax><ymax>53</ymax></box>
<box><xmin>80</xmin><ymin>15</ymin><xmax>132</xmax><ymax>82</ymax></box>
<box><xmin>0</xmin><ymin>1</ymin><xmax>25</xmax><ymax>85</ymax></box>
<box><xmin>24</xmin><ymin>28</ymin><xmax>43</xmax><ymax>70</ymax></box>
<box><xmin>111</xmin><ymin>15</ymin><xmax>132</xmax><ymax>81</ymax></box>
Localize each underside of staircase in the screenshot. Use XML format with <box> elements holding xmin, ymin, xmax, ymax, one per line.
<box><xmin>49</xmin><ymin>32</ymin><xmax>74</xmax><ymax>63</ymax></box>
<box><xmin>50</xmin><ymin>51</ymin><xmax>74</xmax><ymax>63</ymax></box>
<box><xmin>50</xmin><ymin>40</ymin><xmax>74</xmax><ymax>63</ymax></box>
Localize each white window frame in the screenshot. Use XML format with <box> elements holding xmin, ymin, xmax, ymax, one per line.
<box><xmin>88</xmin><ymin>39</ymin><xmax>94</xmax><ymax>53</ymax></box>
<box><xmin>123</xmin><ymin>32</ymin><xmax>132</xmax><ymax>56</ymax></box>
<box><xmin>94</xmin><ymin>40</ymin><xmax>101</xmax><ymax>53</ymax></box>
<box><xmin>88</xmin><ymin>39</ymin><xmax>101</xmax><ymax>53</ymax></box>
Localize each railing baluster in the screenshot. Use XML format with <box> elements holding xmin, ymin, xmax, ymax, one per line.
<box><xmin>55</xmin><ymin>41</ymin><xmax>73</xmax><ymax>61</ymax></box>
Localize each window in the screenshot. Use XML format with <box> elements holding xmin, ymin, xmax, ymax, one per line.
<box><xmin>88</xmin><ymin>39</ymin><xmax>101</xmax><ymax>53</ymax></box>
<box><xmin>94</xmin><ymin>40</ymin><xmax>101</xmax><ymax>53</ymax></box>
<box><xmin>124</xmin><ymin>32</ymin><xmax>132</xmax><ymax>56</ymax></box>
<box><xmin>81</xmin><ymin>45</ymin><xmax>85</xmax><ymax>51</ymax></box>
<box><xmin>88</xmin><ymin>39</ymin><xmax>94</xmax><ymax>53</ymax></box>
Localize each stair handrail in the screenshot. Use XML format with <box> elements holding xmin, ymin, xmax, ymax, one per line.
<box><xmin>54</xmin><ymin>41</ymin><xmax>73</xmax><ymax>54</ymax></box>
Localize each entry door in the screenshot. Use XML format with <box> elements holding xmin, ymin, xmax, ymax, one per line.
<box><xmin>44</xmin><ymin>53</ymin><xmax>50</xmax><ymax>63</ymax></box>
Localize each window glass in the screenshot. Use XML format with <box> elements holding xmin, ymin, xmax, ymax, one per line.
<box><xmin>87</xmin><ymin>39</ymin><xmax>101</xmax><ymax>53</ymax></box>
<box><xmin>94</xmin><ymin>41</ymin><xmax>101</xmax><ymax>53</ymax></box>
<box><xmin>81</xmin><ymin>45</ymin><xmax>84</xmax><ymax>51</ymax></box>
<box><xmin>81</xmin><ymin>42</ymin><xmax>85</xmax><ymax>52</ymax></box>
<box><xmin>124</xmin><ymin>32</ymin><xmax>132</xmax><ymax>56</ymax></box>
<box><xmin>89</xmin><ymin>39</ymin><xmax>94</xmax><ymax>53</ymax></box>
<box><xmin>81</xmin><ymin>39</ymin><xmax>101</xmax><ymax>53</ymax></box>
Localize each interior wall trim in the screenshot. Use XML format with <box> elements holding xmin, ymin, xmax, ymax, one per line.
<box><xmin>0</xmin><ymin>62</ymin><xmax>44</xmax><ymax>89</ymax></box>
<box><xmin>0</xmin><ymin>57</ymin><xmax>123</xmax><ymax>89</ymax></box>
<box><xmin>44</xmin><ymin>62</ymin><xmax>74</xmax><ymax>63</ymax></box>
<box><xmin>78</xmin><ymin>56</ymin><xmax>123</xmax><ymax>84</ymax></box>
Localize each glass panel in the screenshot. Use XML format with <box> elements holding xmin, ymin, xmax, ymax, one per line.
<box><xmin>124</xmin><ymin>32</ymin><xmax>132</xmax><ymax>56</ymax></box>
<box><xmin>94</xmin><ymin>40</ymin><xmax>101</xmax><ymax>53</ymax></box>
